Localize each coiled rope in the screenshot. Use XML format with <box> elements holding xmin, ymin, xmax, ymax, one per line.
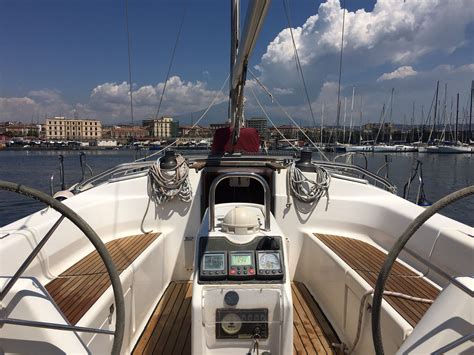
<box><xmin>286</xmin><ymin>162</ymin><xmax>331</xmax><ymax>209</ymax></box>
<box><xmin>148</xmin><ymin>154</ymin><xmax>192</xmax><ymax>204</ymax></box>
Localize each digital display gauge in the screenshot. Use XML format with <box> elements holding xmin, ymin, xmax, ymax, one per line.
<box><xmin>228</xmin><ymin>251</ymin><xmax>255</xmax><ymax>279</ymax></box>
<box><xmin>204</xmin><ymin>254</ymin><xmax>225</xmax><ymax>270</ymax></box>
<box><xmin>200</xmin><ymin>252</ymin><xmax>227</xmax><ymax>280</ymax></box>
<box><xmin>231</xmin><ymin>254</ymin><xmax>252</xmax><ymax>266</ymax></box>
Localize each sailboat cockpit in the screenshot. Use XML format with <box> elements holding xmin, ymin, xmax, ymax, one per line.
<box><xmin>1</xmin><ymin>1</ymin><xmax>472</xmax><ymax>354</ymax></box>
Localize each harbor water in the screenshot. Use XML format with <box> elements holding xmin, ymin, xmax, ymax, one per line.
<box><xmin>0</xmin><ymin>150</ymin><xmax>472</xmax><ymax>226</ymax></box>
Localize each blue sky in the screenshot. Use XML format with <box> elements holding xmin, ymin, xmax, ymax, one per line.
<box><xmin>1</xmin><ymin>0</ymin><xmax>473</xmax><ymax>126</ymax></box>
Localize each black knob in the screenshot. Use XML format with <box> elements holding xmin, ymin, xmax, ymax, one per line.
<box><xmin>224</xmin><ymin>291</ymin><xmax>239</xmax><ymax>306</ymax></box>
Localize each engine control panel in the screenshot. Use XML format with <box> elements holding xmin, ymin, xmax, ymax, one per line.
<box><xmin>216</xmin><ymin>308</ymin><xmax>268</xmax><ymax>339</ymax></box>
<box><xmin>198</xmin><ymin>236</ymin><xmax>284</xmax><ymax>283</ymax></box>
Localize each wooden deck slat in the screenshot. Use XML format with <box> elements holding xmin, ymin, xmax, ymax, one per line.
<box><xmin>314</xmin><ymin>233</ymin><xmax>440</xmax><ymax>327</ymax></box>
<box><xmin>133</xmin><ymin>281</ymin><xmax>339</xmax><ymax>355</ymax></box>
<box><xmin>317</xmin><ymin>234</ymin><xmax>437</xmax><ymax>321</ymax></box>
<box><xmin>133</xmin><ymin>283</ymin><xmax>178</xmax><ymax>354</ymax></box>
<box><xmin>142</xmin><ymin>282</ymin><xmax>184</xmax><ymax>355</ymax></box>
<box><xmin>172</xmin><ymin>297</ymin><xmax>193</xmax><ymax>355</ymax></box>
<box><xmin>153</xmin><ymin>283</ymin><xmax>190</xmax><ymax>353</ymax></box>
<box><xmin>293</xmin><ymin>282</ymin><xmax>333</xmax><ymax>353</ymax></box>
<box><xmin>45</xmin><ymin>232</ymin><xmax>160</xmax><ymax>325</ymax></box>
<box><xmin>162</xmin><ymin>283</ymin><xmax>193</xmax><ymax>354</ymax></box>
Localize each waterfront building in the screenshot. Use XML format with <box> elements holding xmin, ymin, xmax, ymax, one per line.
<box><xmin>179</xmin><ymin>125</ymin><xmax>211</xmax><ymax>138</ymax></box>
<box><xmin>108</xmin><ymin>126</ymin><xmax>148</xmax><ymax>143</ymax></box>
<box><xmin>209</xmin><ymin>123</ymin><xmax>229</xmax><ymax>135</ymax></box>
<box><xmin>0</xmin><ymin>122</ymin><xmax>41</xmax><ymax>137</ymax></box>
<box><xmin>272</xmin><ymin>125</ymin><xmax>299</xmax><ymax>139</ymax></box>
<box><xmin>44</xmin><ymin>116</ymin><xmax>102</xmax><ymax>140</ymax></box>
<box><xmin>145</xmin><ymin>117</ymin><xmax>179</xmax><ymax>138</ymax></box>
<box><xmin>245</xmin><ymin>117</ymin><xmax>268</xmax><ymax>139</ymax></box>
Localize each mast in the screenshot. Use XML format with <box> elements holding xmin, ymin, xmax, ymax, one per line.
<box><xmin>455</xmin><ymin>93</ymin><xmax>459</xmax><ymax>144</ymax></box>
<box><xmin>343</xmin><ymin>97</ymin><xmax>347</xmax><ymax>143</ymax></box>
<box><xmin>321</xmin><ymin>103</ymin><xmax>324</xmax><ymax>145</ymax></box>
<box><xmin>358</xmin><ymin>95</ymin><xmax>363</xmax><ymax>144</ymax></box>
<box><xmin>335</xmin><ymin>0</ymin><xmax>346</xmax><ymax>144</ymax></box>
<box><xmin>420</xmin><ymin>105</ymin><xmax>424</xmax><ymax>142</ymax></box>
<box><xmin>388</xmin><ymin>88</ymin><xmax>394</xmax><ymax>144</ymax></box>
<box><xmin>428</xmin><ymin>80</ymin><xmax>439</xmax><ymax>143</ymax></box>
<box><xmin>229</xmin><ymin>0</ymin><xmax>240</xmax><ymax>123</ymax></box>
<box><xmin>470</xmin><ymin>80</ymin><xmax>473</xmax><ymax>142</ymax></box>
<box><xmin>348</xmin><ymin>86</ymin><xmax>355</xmax><ymax>144</ymax></box>
<box><xmin>229</xmin><ymin>0</ymin><xmax>271</xmax><ymax>144</ymax></box>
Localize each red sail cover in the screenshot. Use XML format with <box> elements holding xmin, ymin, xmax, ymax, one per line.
<box><xmin>211</xmin><ymin>127</ymin><xmax>260</xmax><ymax>154</ymax></box>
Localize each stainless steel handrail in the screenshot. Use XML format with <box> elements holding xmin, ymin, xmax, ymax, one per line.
<box><xmin>73</xmin><ymin>161</ymin><xmax>154</xmax><ymax>192</ymax></box>
<box><xmin>209</xmin><ymin>172</ymin><xmax>271</xmax><ymax>232</ymax></box>
<box><xmin>315</xmin><ymin>161</ymin><xmax>397</xmax><ymax>193</ymax></box>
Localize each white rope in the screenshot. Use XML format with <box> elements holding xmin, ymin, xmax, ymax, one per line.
<box><xmin>345</xmin><ymin>289</ymin><xmax>434</xmax><ymax>354</ymax></box>
<box><xmin>286</xmin><ymin>162</ymin><xmax>331</xmax><ymax>209</ymax></box>
<box><xmin>148</xmin><ymin>154</ymin><xmax>192</xmax><ymax>204</ymax></box>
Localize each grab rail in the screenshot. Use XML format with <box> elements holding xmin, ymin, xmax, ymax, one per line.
<box><xmin>73</xmin><ymin>161</ymin><xmax>154</xmax><ymax>192</ymax></box>
<box><xmin>315</xmin><ymin>161</ymin><xmax>397</xmax><ymax>193</ymax></box>
<box><xmin>209</xmin><ymin>172</ymin><xmax>271</xmax><ymax>232</ymax></box>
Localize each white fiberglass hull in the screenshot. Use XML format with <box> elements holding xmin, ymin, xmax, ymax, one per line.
<box><xmin>372</xmin><ymin>145</ymin><xmax>417</xmax><ymax>153</ymax></box>
<box><xmin>1</xmin><ymin>156</ymin><xmax>472</xmax><ymax>355</ymax></box>
<box><xmin>428</xmin><ymin>145</ymin><xmax>472</xmax><ymax>154</ymax></box>
<box><xmin>345</xmin><ymin>145</ymin><xmax>373</xmax><ymax>152</ymax></box>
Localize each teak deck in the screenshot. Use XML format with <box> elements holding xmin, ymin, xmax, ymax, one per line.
<box><xmin>45</xmin><ymin>232</ymin><xmax>160</xmax><ymax>325</ymax></box>
<box><xmin>133</xmin><ymin>281</ymin><xmax>339</xmax><ymax>355</ymax></box>
<box><xmin>314</xmin><ymin>233</ymin><xmax>440</xmax><ymax>327</ymax></box>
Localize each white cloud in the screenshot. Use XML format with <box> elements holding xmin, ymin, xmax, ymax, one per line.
<box><xmin>0</xmin><ymin>76</ymin><xmax>227</xmax><ymax>123</ymax></box>
<box><xmin>2</xmin><ymin>0</ymin><xmax>472</xmax><ymax>126</ymax></box>
<box><xmin>0</xmin><ymin>90</ymin><xmax>76</xmax><ymax>122</ymax></box>
<box><xmin>377</xmin><ymin>66</ymin><xmax>418</xmax><ymax>81</ymax></box>
<box><xmin>250</xmin><ymin>0</ymin><xmax>473</xmax><ymax>125</ymax></box>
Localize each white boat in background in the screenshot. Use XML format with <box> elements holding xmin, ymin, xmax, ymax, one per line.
<box><xmin>372</xmin><ymin>144</ymin><xmax>417</xmax><ymax>153</ymax></box>
<box><xmin>429</xmin><ymin>145</ymin><xmax>472</xmax><ymax>154</ymax></box>
<box><xmin>426</xmin><ymin>142</ymin><xmax>472</xmax><ymax>154</ymax></box>
<box><xmin>345</xmin><ymin>144</ymin><xmax>372</xmax><ymax>152</ymax></box>
<box><xmin>1</xmin><ymin>1</ymin><xmax>473</xmax><ymax>355</ymax></box>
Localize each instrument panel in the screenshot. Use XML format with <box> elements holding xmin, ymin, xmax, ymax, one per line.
<box><xmin>216</xmin><ymin>308</ymin><xmax>268</xmax><ymax>339</ymax></box>
<box><xmin>198</xmin><ymin>236</ymin><xmax>284</xmax><ymax>283</ymax></box>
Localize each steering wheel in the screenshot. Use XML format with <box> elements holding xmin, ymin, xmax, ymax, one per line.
<box><xmin>0</xmin><ymin>180</ymin><xmax>125</xmax><ymax>355</ymax></box>
<box><xmin>371</xmin><ymin>186</ymin><xmax>474</xmax><ymax>355</ymax></box>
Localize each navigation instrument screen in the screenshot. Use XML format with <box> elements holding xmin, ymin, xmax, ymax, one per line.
<box><xmin>203</xmin><ymin>254</ymin><xmax>225</xmax><ymax>271</ymax></box>
<box><xmin>231</xmin><ymin>254</ymin><xmax>252</xmax><ymax>266</ymax></box>
<box><xmin>258</xmin><ymin>252</ymin><xmax>281</xmax><ymax>270</ymax></box>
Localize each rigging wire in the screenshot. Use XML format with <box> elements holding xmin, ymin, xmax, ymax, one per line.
<box><xmin>136</xmin><ymin>75</ymin><xmax>229</xmax><ymax>162</ymax></box>
<box><xmin>335</xmin><ymin>0</ymin><xmax>346</xmax><ymax>143</ymax></box>
<box><xmin>249</xmin><ymin>69</ymin><xmax>330</xmax><ymax>161</ymax></box>
<box><xmin>154</xmin><ymin>2</ymin><xmax>187</xmax><ymax>120</ymax></box>
<box><xmin>249</xmin><ymin>86</ymin><xmax>299</xmax><ymax>151</ymax></box>
<box><xmin>124</xmin><ymin>0</ymin><xmax>134</xmax><ymax>125</ymax></box>
<box><xmin>282</xmin><ymin>0</ymin><xmax>317</xmax><ymax>133</ymax></box>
